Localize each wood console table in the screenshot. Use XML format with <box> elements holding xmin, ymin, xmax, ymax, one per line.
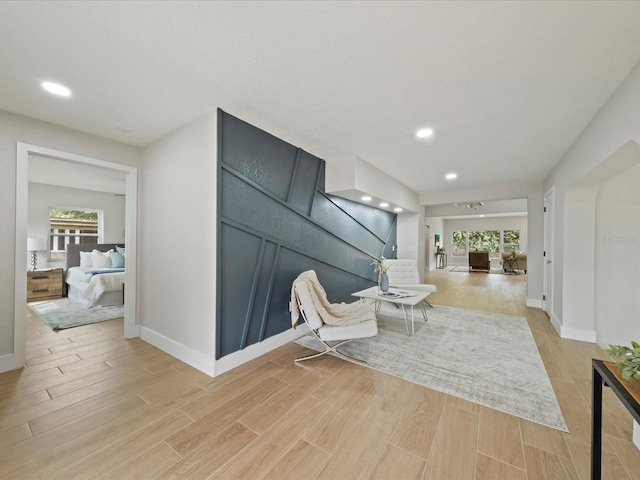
<box><xmin>591</xmin><ymin>359</ymin><xmax>640</xmax><ymax>479</ymax></box>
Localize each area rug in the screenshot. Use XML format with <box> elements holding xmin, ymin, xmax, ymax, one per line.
<box><xmin>449</xmin><ymin>265</ymin><xmax>505</xmax><ymax>274</ymax></box>
<box><xmin>28</xmin><ymin>298</ymin><xmax>124</xmax><ymax>330</ymax></box>
<box><xmin>296</xmin><ymin>304</ymin><xmax>568</xmax><ymax>432</ymax></box>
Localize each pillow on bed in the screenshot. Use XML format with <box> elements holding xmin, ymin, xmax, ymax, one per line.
<box><xmin>116</xmin><ymin>245</ymin><xmax>125</xmax><ymax>256</ymax></box>
<box><xmin>79</xmin><ymin>251</ymin><xmax>93</xmax><ymax>269</ymax></box>
<box><xmin>91</xmin><ymin>249</ymin><xmax>113</xmax><ymax>268</ymax></box>
<box><xmin>109</xmin><ymin>251</ymin><xmax>125</xmax><ymax>268</ymax></box>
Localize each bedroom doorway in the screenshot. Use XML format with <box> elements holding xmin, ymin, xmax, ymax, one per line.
<box><xmin>13</xmin><ymin>143</ymin><xmax>138</xmax><ymax>370</ymax></box>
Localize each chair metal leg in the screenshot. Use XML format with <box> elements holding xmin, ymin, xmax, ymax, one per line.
<box><xmin>295</xmin><ymin>335</ymin><xmax>367</xmax><ymax>364</ymax></box>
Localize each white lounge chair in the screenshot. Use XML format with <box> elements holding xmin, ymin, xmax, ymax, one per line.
<box><xmin>292</xmin><ymin>277</ymin><xmax>377</xmax><ymax>363</ymax></box>
<box><xmin>385</xmin><ymin>259</ymin><xmax>436</xmax><ymax>307</ymax></box>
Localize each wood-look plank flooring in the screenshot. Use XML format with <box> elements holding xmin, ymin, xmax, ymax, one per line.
<box><xmin>2</xmin><ymin>270</ymin><xmax>640</xmax><ymax>479</ymax></box>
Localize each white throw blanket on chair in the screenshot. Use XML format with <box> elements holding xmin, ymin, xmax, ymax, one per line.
<box><xmin>290</xmin><ymin>270</ymin><xmax>375</xmax><ymax>328</ymax></box>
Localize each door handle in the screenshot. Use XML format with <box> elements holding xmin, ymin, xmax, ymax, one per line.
<box><xmin>546</xmin><ymin>260</ymin><xmax>551</xmax><ymax>264</ymax></box>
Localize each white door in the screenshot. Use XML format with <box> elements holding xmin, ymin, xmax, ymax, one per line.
<box><xmin>543</xmin><ymin>188</ymin><xmax>555</xmax><ymax>318</ymax></box>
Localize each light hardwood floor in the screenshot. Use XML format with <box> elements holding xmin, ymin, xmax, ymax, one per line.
<box><xmin>2</xmin><ymin>270</ymin><xmax>640</xmax><ymax>479</ymax></box>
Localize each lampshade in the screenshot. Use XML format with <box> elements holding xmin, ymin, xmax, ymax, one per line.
<box><xmin>27</xmin><ymin>237</ymin><xmax>47</xmax><ymax>251</ymax></box>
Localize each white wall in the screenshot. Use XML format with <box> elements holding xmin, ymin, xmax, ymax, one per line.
<box><xmin>423</xmin><ymin>215</ymin><xmax>444</xmax><ymax>272</ymax></box>
<box><xmin>544</xmin><ymin>56</ymin><xmax>640</xmax><ymax>342</ymax></box>
<box><xmin>397</xmin><ymin>212</ymin><xmax>419</xmax><ymax>260</ymax></box>
<box><xmin>138</xmin><ymin>113</ymin><xmax>217</xmax><ymax>376</ymax></box>
<box><xmin>443</xmin><ymin>216</ymin><xmax>528</xmax><ymax>266</ymax></box>
<box><xmin>28</xmin><ymin>183</ymin><xmax>126</xmax><ymax>270</ymax></box>
<box><xmin>595</xmin><ymin>164</ymin><xmax>640</xmax><ymax>347</ymax></box>
<box><xmin>0</xmin><ymin>109</ymin><xmax>141</xmax><ymax>371</ymax></box>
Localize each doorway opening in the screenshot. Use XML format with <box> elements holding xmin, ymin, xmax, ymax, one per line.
<box><xmin>13</xmin><ymin>143</ymin><xmax>138</xmax><ymax>370</ymax></box>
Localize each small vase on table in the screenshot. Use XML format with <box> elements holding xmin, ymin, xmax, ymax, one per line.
<box><xmin>380</xmin><ymin>272</ymin><xmax>389</xmax><ymax>293</ymax></box>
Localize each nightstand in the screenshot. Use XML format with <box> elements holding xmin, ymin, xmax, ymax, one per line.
<box><xmin>27</xmin><ymin>268</ymin><xmax>64</xmax><ymax>302</ymax></box>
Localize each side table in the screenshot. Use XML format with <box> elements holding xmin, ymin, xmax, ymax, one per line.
<box><xmin>27</xmin><ymin>268</ymin><xmax>64</xmax><ymax>302</ymax></box>
<box><xmin>436</xmin><ymin>252</ymin><xmax>447</xmax><ymax>269</ymax></box>
<box><xmin>591</xmin><ymin>359</ymin><xmax>640</xmax><ymax>479</ymax></box>
<box><xmin>503</xmin><ymin>257</ymin><xmax>519</xmax><ymax>274</ymax></box>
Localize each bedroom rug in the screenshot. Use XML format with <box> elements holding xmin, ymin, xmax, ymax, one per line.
<box><xmin>28</xmin><ymin>298</ymin><xmax>124</xmax><ymax>330</ymax></box>
<box><xmin>296</xmin><ymin>304</ymin><xmax>568</xmax><ymax>432</ymax></box>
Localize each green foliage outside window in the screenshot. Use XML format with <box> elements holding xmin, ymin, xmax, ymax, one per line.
<box><xmin>468</xmin><ymin>230</ymin><xmax>500</xmax><ymax>253</ymax></box>
<box><xmin>503</xmin><ymin>230</ymin><xmax>520</xmax><ymax>252</ymax></box>
<box><xmin>451</xmin><ymin>229</ymin><xmax>520</xmax><ymax>257</ymax></box>
<box><xmin>452</xmin><ymin>231</ymin><xmax>467</xmax><ymax>256</ymax></box>
<box><xmin>50</xmin><ymin>209</ymin><xmax>98</xmax><ymax>221</ymax></box>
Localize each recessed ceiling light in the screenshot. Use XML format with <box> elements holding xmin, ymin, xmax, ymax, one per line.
<box><xmin>445</xmin><ymin>172</ymin><xmax>458</xmax><ymax>180</ymax></box>
<box><xmin>380</xmin><ymin>202</ymin><xmax>389</xmax><ymax>208</ymax></box>
<box><xmin>361</xmin><ymin>195</ymin><xmax>372</xmax><ymax>202</ymax></box>
<box><xmin>394</xmin><ymin>207</ymin><xmax>403</xmax><ymax>212</ymax></box>
<box><xmin>416</xmin><ymin>128</ymin><xmax>434</xmax><ymax>138</ymax></box>
<box><xmin>42</xmin><ymin>81</ymin><xmax>71</xmax><ymax>97</ymax></box>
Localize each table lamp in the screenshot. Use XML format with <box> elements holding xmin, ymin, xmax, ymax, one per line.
<box><xmin>27</xmin><ymin>237</ymin><xmax>47</xmax><ymax>271</ymax></box>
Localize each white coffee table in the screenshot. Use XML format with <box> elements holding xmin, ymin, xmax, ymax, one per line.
<box><xmin>351</xmin><ymin>286</ymin><xmax>429</xmax><ymax>336</ymax></box>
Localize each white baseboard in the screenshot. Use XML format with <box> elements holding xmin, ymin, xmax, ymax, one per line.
<box><xmin>214</xmin><ymin>324</ymin><xmax>310</xmax><ymax>376</ymax></box>
<box><xmin>0</xmin><ymin>353</ymin><xmax>15</xmax><ymax>373</ymax></box>
<box><xmin>550</xmin><ymin>313</ymin><xmax>562</xmax><ymax>336</ymax></box>
<box><xmin>560</xmin><ymin>326</ymin><xmax>597</xmax><ymax>343</ymax></box>
<box><xmin>139</xmin><ymin>326</ymin><xmax>216</xmax><ymax>378</ymax></box>
<box><xmin>139</xmin><ymin>324</ymin><xmax>310</xmax><ymax>379</ymax></box>
<box><xmin>526</xmin><ymin>297</ymin><xmax>543</xmax><ymax>308</ymax></box>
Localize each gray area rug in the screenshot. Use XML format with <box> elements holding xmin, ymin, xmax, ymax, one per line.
<box><xmin>28</xmin><ymin>298</ymin><xmax>124</xmax><ymax>330</ymax></box>
<box><xmin>449</xmin><ymin>265</ymin><xmax>506</xmax><ymax>274</ymax></box>
<box><xmin>296</xmin><ymin>304</ymin><xmax>568</xmax><ymax>432</ymax></box>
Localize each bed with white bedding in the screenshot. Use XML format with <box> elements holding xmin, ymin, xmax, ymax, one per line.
<box><xmin>65</xmin><ymin>243</ymin><xmax>125</xmax><ymax>308</ymax></box>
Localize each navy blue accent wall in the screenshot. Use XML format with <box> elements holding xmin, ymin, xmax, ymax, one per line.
<box><xmin>216</xmin><ymin>110</ymin><xmax>397</xmax><ymax>359</ymax></box>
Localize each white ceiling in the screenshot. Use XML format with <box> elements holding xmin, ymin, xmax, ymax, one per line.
<box><xmin>3</xmin><ymin>1</ymin><xmax>640</xmax><ymax>195</ymax></box>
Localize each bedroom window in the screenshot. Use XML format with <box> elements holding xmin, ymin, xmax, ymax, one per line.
<box><xmin>49</xmin><ymin>208</ymin><xmax>102</xmax><ymax>261</ymax></box>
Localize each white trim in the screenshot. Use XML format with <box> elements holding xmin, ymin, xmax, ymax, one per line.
<box><xmin>543</xmin><ymin>187</ymin><xmax>555</xmax><ymax>317</ymax></box>
<box><xmin>139</xmin><ymin>326</ymin><xmax>216</xmax><ymax>377</ymax></box>
<box><xmin>633</xmin><ymin>421</ymin><xmax>640</xmax><ymax>450</ymax></box>
<box><xmin>561</xmin><ymin>326</ymin><xmax>597</xmax><ymax>343</ymax></box>
<box><xmin>0</xmin><ymin>354</ymin><xmax>15</xmax><ymax>373</ymax></box>
<box><xmin>14</xmin><ymin>143</ymin><xmax>139</xmax><ymax>369</ymax></box>
<box><xmin>526</xmin><ymin>297</ymin><xmax>543</xmax><ymax>308</ymax></box>
<box><xmin>214</xmin><ymin>325</ymin><xmax>310</xmax><ymax>376</ymax></box>
<box><xmin>139</xmin><ymin>324</ymin><xmax>310</xmax><ymax>378</ymax></box>
<box><xmin>550</xmin><ymin>313</ymin><xmax>562</xmax><ymax>336</ymax></box>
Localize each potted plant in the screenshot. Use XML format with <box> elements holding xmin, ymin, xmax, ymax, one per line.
<box><xmin>605</xmin><ymin>341</ymin><xmax>640</xmax><ymax>380</ymax></box>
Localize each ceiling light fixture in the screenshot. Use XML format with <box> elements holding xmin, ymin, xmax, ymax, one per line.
<box><xmin>394</xmin><ymin>207</ymin><xmax>403</xmax><ymax>212</ymax></box>
<box><xmin>361</xmin><ymin>195</ymin><xmax>372</xmax><ymax>202</ymax></box>
<box><xmin>41</xmin><ymin>81</ymin><xmax>71</xmax><ymax>97</ymax></box>
<box><xmin>455</xmin><ymin>201</ymin><xmax>485</xmax><ymax>210</ymax></box>
<box><xmin>416</xmin><ymin>128</ymin><xmax>434</xmax><ymax>138</ymax></box>
<box><xmin>445</xmin><ymin>172</ymin><xmax>457</xmax><ymax>180</ymax></box>
<box><xmin>380</xmin><ymin>202</ymin><xmax>389</xmax><ymax>208</ymax></box>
